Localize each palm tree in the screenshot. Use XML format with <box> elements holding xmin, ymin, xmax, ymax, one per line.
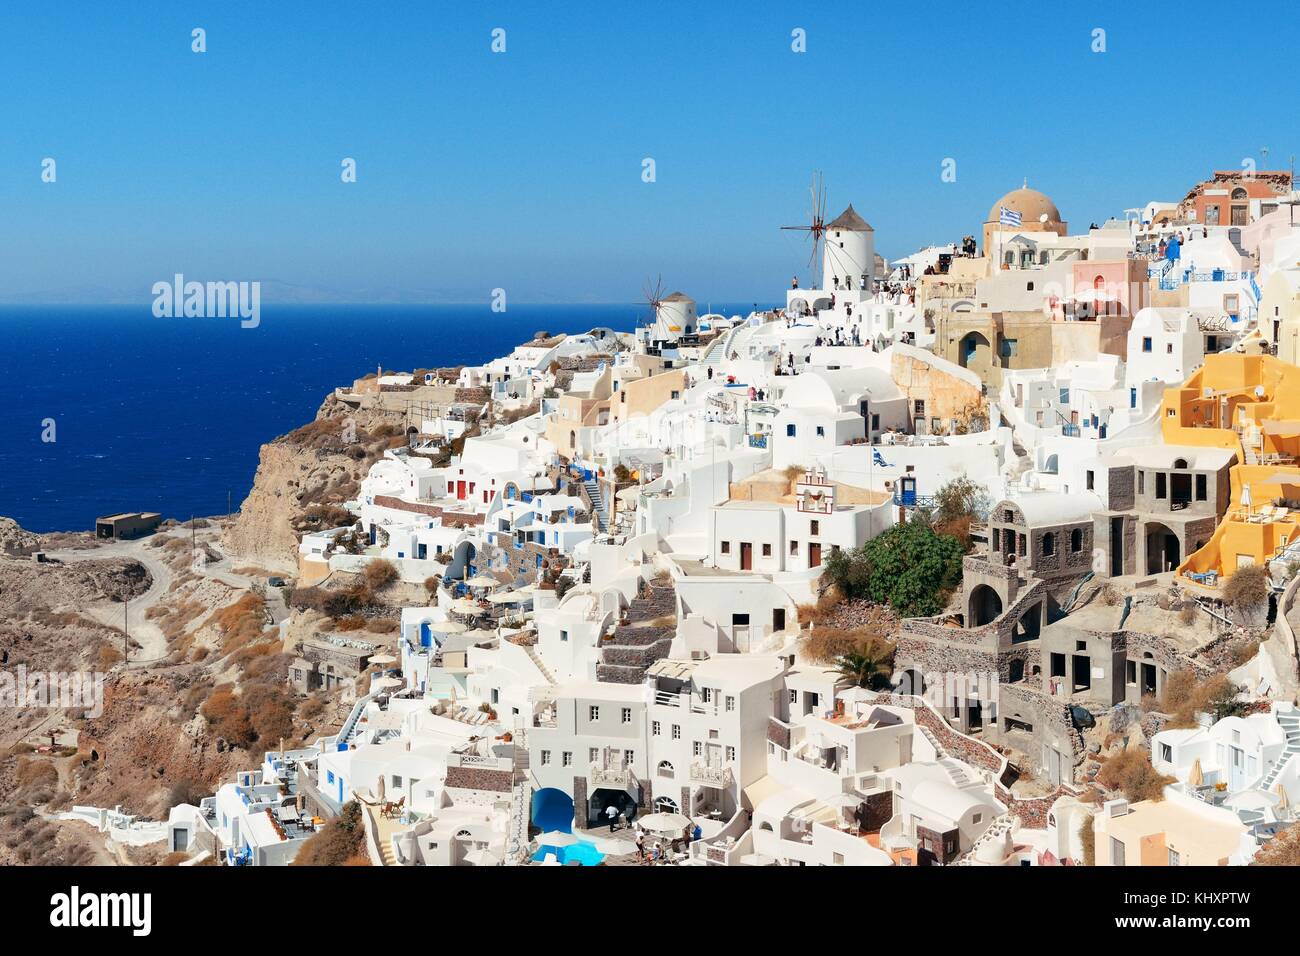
<box><xmin>834</xmin><ymin>643</ymin><xmax>893</xmax><ymax>689</ymax></box>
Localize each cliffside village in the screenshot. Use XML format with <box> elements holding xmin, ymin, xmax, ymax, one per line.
<box><xmin>168</xmin><ymin>169</ymin><xmax>1300</xmax><ymax>867</ymax></box>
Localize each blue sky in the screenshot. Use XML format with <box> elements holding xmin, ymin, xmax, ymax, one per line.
<box><xmin>0</xmin><ymin>0</ymin><xmax>1292</xmax><ymax>303</ymax></box>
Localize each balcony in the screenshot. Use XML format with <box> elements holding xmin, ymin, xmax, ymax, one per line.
<box><xmin>689</xmin><ymin>762</ymin><xmax>733</xmax><ymax>788</ymax></box>
<box><xmin>589</xmin><ymin>764</ymin><xmax>634</xmax><ymax>789</ymax></box>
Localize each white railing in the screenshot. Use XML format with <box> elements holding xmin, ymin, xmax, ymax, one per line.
<box><xmin>689</xmin><ymin>762</ymin><xmax>733</xmax><ymax>788</ymax></box>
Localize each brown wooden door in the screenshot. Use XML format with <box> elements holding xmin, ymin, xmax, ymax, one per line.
<box><xmin>740</xmin><ymin>542</ymin><xmax>753</xmax><ymax>571</ymax></box>
<box><xmin>809</xmin><ymin>543</ymin><xmax>822</xmax><ymax>568</ymax></box>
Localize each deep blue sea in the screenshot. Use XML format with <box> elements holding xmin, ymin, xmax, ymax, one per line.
<box><xmin>1</xmin><ymin>304</ymin><xmax>766</xmax><ymax>532</ymax></box>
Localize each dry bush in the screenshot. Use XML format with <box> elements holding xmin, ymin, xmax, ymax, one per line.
<box><xmin>1098</xmin><ymin>584</ymin><xmax>1121</xmax><ymax>607</ymax></box>
<box><xmin>1223</xmin><ymin>564</ymin><xmax>1269</xmax><ymax>609</ymax></box>
<box><xmin>335</xmin><ymin>616</ymin><xmax>367</xmax><ymax>632</ymax></box>
<box><xmin>1158</xmin><ymin>670</ymin><xmax>1241</xmax><ymax>728</ymax></box>
<box><xmin>293</xmin><ymin>801</ymin><xmax>367</xmax><ymax>866</ymax></box>
<box><xmin>201</xmin><ymin>685</ymin><xmax>255</xmax><ymax>748</ymax></box>
<box><xmin>1253</xmin><ymin>823</ymin><xmax>1300</xmax><ymax>865</ymax></box>
<box><xmin>211</xmin><ymin>593</ymin><xmax>267</xmax><ymax>651</ymax></box>
<box><xmin>423</xmin><ymin>576</ymin><xmax>439</xmax><ymax>595</ymax></box>
<box><xmin>1178</xmin><ymin>604</ymin><xmax>1198</xmax><ymax>626</ymax></box>
<box><xmin>801</xmin><ymin>627</ymin><xmax>895</xmax><ymax>667</ymax></box>
<box><xmin>364</xmin><ymin>618</ymin><xmax>398</xmax><ymax>634</ymax></box>
<box><xmin>796</xmin><ymin>586</ymin><xmax>844</xmax><ymax>626</ymax></box>
<box><xmin>1079</xmin><ymin>817</ymin><xmax>1096</xmax><ymax>866</ymax></box>
<box><xmin>1096</xmin><ymin>749</ymin><xmax>1173</xmax><ymax>803</ymax></box>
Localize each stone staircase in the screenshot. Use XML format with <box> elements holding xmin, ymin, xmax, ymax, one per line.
<box><xmin>506</xmin><ymin>747</ymin><xmax>534</xmax><ymax>865</ymax></box>
<box><xmin>939</xmin><ymin>757</ymin><xmax>975</xmax><ymax>787</ymax></box>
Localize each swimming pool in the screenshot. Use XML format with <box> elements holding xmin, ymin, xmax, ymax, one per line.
<box><xmin>532</xmin><ymin>840</ymin><xmax>605</xmax><ymax>866</ymax></box>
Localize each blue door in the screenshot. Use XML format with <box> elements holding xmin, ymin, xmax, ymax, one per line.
<box><xmin>420</xmin><ymin>622</ymin><xmax>432</xmax><ymax>648</ymax></box>
<box><xmin>337</xmin><ymin>776</ymin><xmax>345</xmax><ymax>804</ymax></box>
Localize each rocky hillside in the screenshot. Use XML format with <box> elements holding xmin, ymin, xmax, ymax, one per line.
<box><xmin>223</xmin><ymin>394</ymin><xmax>405</xmax><ymax>569</ymax></box>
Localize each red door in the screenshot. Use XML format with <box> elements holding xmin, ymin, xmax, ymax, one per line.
<box><xmin>740</xmin><ymin>542</ymin><xmax>753</xmax><ymax>571</ymax></box>
<box><xmin>809</xmin><ymin>543</ymin><xmax>822</xmax><ymax>568</ymax></box>
<box><xmin>456</xmin><ymin>481</ymin><xmax>466</xmax><ymax>500</ymax></box>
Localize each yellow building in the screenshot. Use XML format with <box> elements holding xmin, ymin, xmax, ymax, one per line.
<box><xmin>1161</xmin><ymin>353</ymin><xmax>1300</xmax><ymax>586</ymax></box>
<box><xmin>1259</xmin><ymin>268</ymin><xmax>1300</xmax><ymax>362</ymax></box>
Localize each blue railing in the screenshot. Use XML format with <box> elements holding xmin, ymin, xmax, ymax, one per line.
<box><xmin>747</xmin><ymin>434</ymin><xmax>768</xmax><ymax>448</ymax></box>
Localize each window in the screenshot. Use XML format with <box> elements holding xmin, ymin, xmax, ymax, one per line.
<box><xmin>1156</xmin><ymin>473</ymin><xmax>1167</xmax><ymax>499</ymax></box>
<box><xmin>1160</xmin><ymin>743</ymin><xmax>1172</xmax><ymax>763</ymax></box>
<box><xmin>560</xmin><ymin>629</ymin><xmax>569</xmax><ymax>642</ymax></box>
<box><xmin>670</xmin><ymin>390</ymin><xmax>680</xmax><ymax>400</ymax></box>
<box><xmin>1166</xmin><ymin>343</ymin><xmax>1173</xmax><ymax>354</ymax></box>
<box><xmin>540</xmin><ymin>750</ymin><xmax>551</xmax><ymax>766</ymax></box>
<box><xmin>624</xmin><ymin>749</ymin><xmax>635</xmax><ymax>766</ymax></box>
<box><xmin>1086</xmin><ymin>470</ymin><xmax>1094</xmax><ymax>490</ymax></box>
<box><xmin>701</xmin><ymin>687</ymin><xmax>713</xmax><ymax>702</ymax></box>
<box><xmin>914</xmin><ymin>399</ymin><xmax>926</xmax><ymax>417</ymax></box>
<box><xmin>621</xmin><ymin>707</ymin><xmax>632</xmax><ymax>724</ymax></box>
<box><xmin>693</xmin><ymin>741</ymin><xmax>703</xmax><ymax>757</ymax></box>
<box><xmin>1126</xmin><ymin>661</ymin><xmax>1137</xmax><ymax>684</ymax></box>
<box><xmin>671</xmin><ymin>724</ymin><xmax>681</xmax><ymax>740</ymax></box>
<box><xmin>786</xmin><ymin>424</ymin><xmax>796</xmax><ymax>437</ymax></box>
<box><xmin>726</xmin><ymin>695</ymin><xmax>736</xmax><ymax>712</ymax></box>
<box><xmin>562</xmin><ymin>751</ymin><xmax>573</xmax><ymax>767</ymax></box>
<box><xmin>720</xmin><ymin>540</ymin><xmax>731</xmax><ymax>554</ymax></box>
<box><xmin>652</xmin><ymin>720</ymin><xmax>661</xmax><ymax>736</ymax></box>
<box><xmin>1168</xmin><ymin>848</ymin><xmax>1180</xmax><ymax>866</ymax></box>
<box><xmin>810</xmin><ymin>520</ymin><xmax>820</xmax><ymax>535</ymax></box>
<box><xmin>789</xmin><ymin>690</ymin><xmax>798</xmax><ymax>704</ymax></box>
<box><xmin>1195</xmin><ymin>474</ymin><xmax>1207</xmax><ymax>501</ymax></box>
<box><xmin>761</xmin><ymin>543</ymin><xmax>771</xmax><ymax>557</ymax></box>
<box><xmin>1111</xmin><ymin>837</ymin><xmax>1126</xmax><ymax>866</ymax></box>
<box><xmin>1001</xmin><ymin>338</ymin><xmax>1018</xmax><ymax>359</ymax></box>
<box><xmin>589</xmin><ymin>748</ymin><xmax>599</xmax><ymax>762</ymax></box>
<box><xmin>816</xmin><ymin>425</ymin><xmax>825</xmax><ymax>437</ymax></box>
<box><xmin>726</xmin><ymin>746</ymin><xmax>736</xmax><ymax>761</ymax></box>
<box><xmin>789</xmin><ymin>540</ymin><xmax>799</xmax><ymax>555</ymax></box>
<box><xmin>1071</xmin><ymin>528</ymin><xmax>1083</xmax><ymax>552</ymax></box>
<box><xmin>1142</xmin><ymin>337</ymin><xmax>1152</xmax><ymax>353</ymax></box>
<box><xmin>1042</xmin><ymin>532</ymin><xmax>1055</xmax><ymax>556</ymax></box>
<box><xmin>1138</xmin><ymin>471</ymin><xmax>1145</xmax><ymax>494</ymax></box>
<box><xmin>588</xmin><ymin>705</ymin><xmax>600</xmax><ymax>721</ymax></box>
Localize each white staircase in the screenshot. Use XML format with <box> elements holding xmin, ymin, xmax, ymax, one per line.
<box><xmin>506</xmin><ymin>747</ymin><xmax>534</xmax><ymax>865</ymax></box>
<box><xmin>523</xmin><ymin>645</ymin><xmax>557</xmax><ymax>685</ymax></box>
<box><xmin>1259</xmin><ymin>709</ymin><xmax>1300</xmax><ymax>790</ymax></box>
<box><xmin>939</xmin><ymin>757</ymin><xmax>974</xmax><ymax>787</ymax></box>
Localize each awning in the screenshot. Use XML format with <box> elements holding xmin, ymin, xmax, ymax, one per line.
<box><xmin>741</xmin><ymin>775</ymin><xmax>783</xmax><ymax>811</ymax></box>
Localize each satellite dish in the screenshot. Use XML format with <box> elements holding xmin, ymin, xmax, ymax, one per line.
<box><xmin>1039</xmin><ymin>213</ymin><xmax>1049</xmax><ymax>223</ymax></box>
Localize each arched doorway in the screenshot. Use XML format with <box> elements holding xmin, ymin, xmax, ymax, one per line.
<box><xmin>1144</xmin><ymin>522</ymin><xmax>1180</xmax><ymax>574</ymax></box>
<box><xmin>968</xmin><ymin>583</ymin><xmax>1003</xmax><ymax>626</ymax></box>
<box><xmin>588</xmin><ymin>787</ymin><xmax>638</xmax><ymax>828</ymax></box>
<box><xmin>958</xmin><ymin>331</ymin><xmax>991</xmax><ymax>370</ymax></box>
<box><xmin>653</xmin><ymin>796</ymin><xmax>679</xmax><ymax>813</ymax></box>
<box><xmin>530</xmin><ymin>788</ymin><xmax>575</xmax><ymax>834</ymax></box>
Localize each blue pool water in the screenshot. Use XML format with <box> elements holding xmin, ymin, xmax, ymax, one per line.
<box><xmin>532</xmin><ymin>840</ymin><xmax>604</xmax><ymax>866</ymax></box>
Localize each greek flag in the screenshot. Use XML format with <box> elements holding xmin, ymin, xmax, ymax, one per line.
<box><xmin>999</xmin><ymin>206</ymin><xmax>1022</xmax><ymax>227</ymax></box>
<box><xmin>872</xmin><ymin>449</ymin><xmax>892</xmax><ymax>468</ymax></box>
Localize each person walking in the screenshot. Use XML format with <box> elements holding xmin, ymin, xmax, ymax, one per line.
<box><xmin>606</xmin><ymin>804</ymin><xmax>618</xmax><ymax>832</ymax></box>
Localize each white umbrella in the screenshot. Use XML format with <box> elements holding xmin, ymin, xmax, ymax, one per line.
<box><xmin>372</xmin><ymin>676</ymin><xmax>403</xmax><ymax>690</ymax></box>
<box><xmin>635</xmin><ymin>812</ymin><xmax>692</xmax><ymax>835</ymax></box>
<box><xmin>431</xmin><ymin>620</ymin><xmax>467</xmax><ymax>634</ymax></box>
<box><xmin>465</xmin><ymin>575</ymin><xmax>499</xmax><ymax>589</ymax></box>
<box><xmin>452</xmin><ymin>598</ymin><xmax>485</xmax><ymax>614</ymax></box>
<box><xmin>1242</xmin><ymin>482</ymin><xmax>1253</xmax><ymax>515</ymax></box>
<box><xmin>464</xmin><ymin>848</ymin><xmax>502</xmax><ymax>866</ymax></box>
<box><xmin>369</xmin><ymin>653</ymin><xmax>397</xmax><ymax>665</ymax></box>
<box><xmin>535</xmin><ymin>830</ymin><xmax>578</xmax><ymax>847</ymax></box>
<box><xmin>486</xmin><ymin>590</ymin><xmax>527</xmax><ymax>604</ymax></box>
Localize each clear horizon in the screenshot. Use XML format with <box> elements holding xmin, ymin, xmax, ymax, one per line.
<box><xmin>1</xmin><ymin>0</ymin><xmax>1292</xmax><ymax>304</ymax></box>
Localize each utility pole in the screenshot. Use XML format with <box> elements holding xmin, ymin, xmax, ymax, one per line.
<box><xmin>123</xmin><ymin>596</ymin><xmax>129</xmax><ymax>663</ymax></box>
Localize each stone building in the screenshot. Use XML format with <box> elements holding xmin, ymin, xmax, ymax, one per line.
<box><xmin>1091</xmin><ymin>445</ymin><xmax>1235</xmax><ymax>578</ymax></box>
<box><xmin>988</xmin><ymin>492</ymin><xmax>1102</xmax><ymax>585</ymax></box>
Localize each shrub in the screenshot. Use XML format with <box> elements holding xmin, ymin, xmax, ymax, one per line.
<box><xmin>825</xmin><ymin>517</ymin><xmax>964</xmax><ymax>617</ymax></box>
<box><xmin>1096</xmin><ymin>749</ymin><xmax>1173</xmax><ymax>803</ymax></box>
<box><xmin>362</xmin><ymin>559</ymin><xmax>399</xmax><ymax>591</ymax></box>
<box><xmin>1223</xmin><ymin>564</ymin><xmax>1269</xmax><ymax>609</ymax></box>
<box><xmin>293</xmin><ymin>801</ymin><xmax>368</xmax><ymax>866</ymax></box>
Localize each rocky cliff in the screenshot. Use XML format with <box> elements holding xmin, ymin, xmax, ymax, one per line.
<box><xmin>223</xmin><ymin>394</ymin><xmax>405</xmax><ymax>570</ymax></box>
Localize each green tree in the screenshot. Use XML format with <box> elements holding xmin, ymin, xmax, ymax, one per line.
<box><xmin>834</xmin><ymin>642</ymin><xmax>894</xmax><ymax>689</ymax></box>
<box><xmin>826</xmin><ymin>517</ymin><xmax>964</xmax><ymax>617</ymax></box>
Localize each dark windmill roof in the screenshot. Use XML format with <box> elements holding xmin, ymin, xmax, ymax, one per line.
<box><xmin>827</xmin><ymin>205</ymin><xmax>873</xmax><ymax>232</ymax></box>
<box><xmin>662</xmin><ymin>291</ymin><xmax>695</xmax><ymax>303</ymax></box>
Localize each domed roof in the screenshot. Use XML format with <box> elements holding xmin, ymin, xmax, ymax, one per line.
<box><xmin>987</xmin><ymin>184</ymin><xmax>1062</xmax><ymax>225</ymax></box>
